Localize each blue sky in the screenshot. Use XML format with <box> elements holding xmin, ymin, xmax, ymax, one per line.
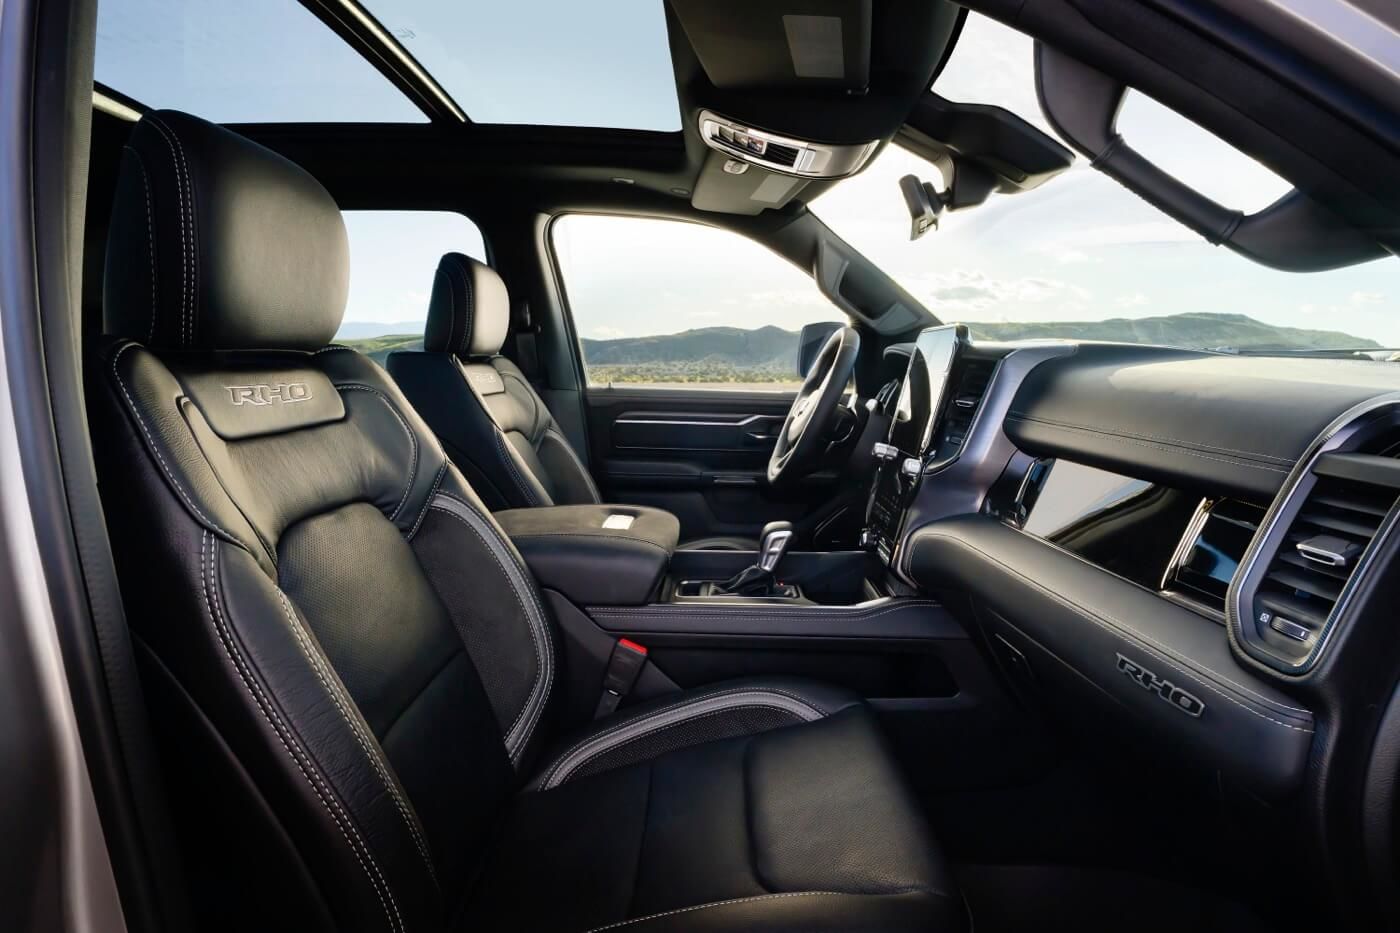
<box><xmin>96</xmin><ymin>3</ymin><xmax>1398</xmax><ymax>345</ymax></box>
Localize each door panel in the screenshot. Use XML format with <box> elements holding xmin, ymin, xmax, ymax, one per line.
<box><xmin>585</xmin><ymin>386</ymin><xmax>839</xmax><ymax>543</ymax></box>
<box><xmin>611</xmin><ymin>410</ymin><xmax>784</xmax><ymax>454</ymax></box>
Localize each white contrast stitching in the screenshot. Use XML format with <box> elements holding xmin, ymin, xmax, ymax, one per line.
<box><xmin>1005</xmin><ymin>416</ymin><xmax>1290</xmax><ymax>474</ymax></box>
<box><xmin>510</xmin><ymin>532</ymin><xmax>671</xmax><ymax>557</ymax></box>
<box><xmin>122</xmin><ymin>146</ymin><xmax>158</xmax><ymax>345</ymax></box>
<box><xmin>544</xmin><ymin>700</ymin><xmax>812</xmax><ymax>789</ymax></box>
<box><xmin>143</xmin><ymin>117</ymin><xmax>194</xmax><ymax>347</ymax></box>
<box><xmin>919</xmin><ymin>532</ymin><xmax>1314</xmax><ymax>732</ymax></box>
<box><xmin>275</xmin><ymin>591</ymin><xmax>439</xmax><ymax>886</ymax></box>
<box><xmin>200</xmin><ymin>533</ymin><xmax>403</xmax><ymax>933</ymax></box>
<box><xmin>447</xmin><ymin>259</ymin><xmax>474</xmax><ymax>355</ymax></box>
<box><xmin>406</xmin><ymin>463</ymin><xmax>448</xmax><ymax>541</ymax></box>
<box><xmin>544</xmin><ymin>428</ymin><xmax>601</xmax><ymax>502</ymax></box>
<box><xmin>539</xmin><ymin>685</ymin><xmax>828</xmax><ymax>789</ymax></box>
<box><xmin>336</xmin><ymin>385</ymin><xmax>418</xmax><ymax>522</ymax></box>
<box><xmin>1007</xmin><ymin>412</ymin><xmax>1296</xmax><ymax>465</ymax></box>
<box><xmin>428</xmin><ymin>494</ymin><xmax>553</xmax><ymax>763</ymax></box>
<box><xmin>109</xmin><ymin>343</ymin><xmax>239</xmax><ymax>543</ymax></box>
<box><xmin>584</xmin><ymin>892</ymin><xmax>838</xmax><ymax>931</ymax></box>
<box><xmin>494</xmin><ymin>430</ymin><xmax>545</xmax><ymax>507</ymax></box>
<box><xmin>1002</xmin><ymin>526</ymin><xmax>1314</xmax><ymax>714</ymax></box>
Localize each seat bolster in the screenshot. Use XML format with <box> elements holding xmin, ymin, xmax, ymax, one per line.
<box><xmin>577</xmin><ymin>890</ymin><xmax>956</xmax><ymax>933</ymax></box>
<box><xmin>528</xmin><ymin>677</ymin><xmax>862</xmax><ymax>791</ymax></box>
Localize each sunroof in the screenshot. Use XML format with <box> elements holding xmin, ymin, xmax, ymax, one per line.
<box><xmin>95</xmin><ymin>0</ymin><xmax>427</xmax><ymax>123</ymax></box>
<box><xmin>358</xmin><ymin>0</ymin><xmax>682</xmax><ymax>130</ymax></box>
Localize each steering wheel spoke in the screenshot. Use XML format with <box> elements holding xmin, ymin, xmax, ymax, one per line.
<box><xmin>766</xmin><ymin>326</ymin><xmax>860</xmax><ymax>485</ymax></box>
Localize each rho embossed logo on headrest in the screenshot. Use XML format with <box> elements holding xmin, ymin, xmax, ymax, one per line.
<box><xmin>225</xmin><ymin>383</ymin><xmax>314</xmax><ymax>407</ymax></box>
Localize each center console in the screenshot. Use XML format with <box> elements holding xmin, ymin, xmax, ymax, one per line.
<box><xmin>863</xmin><ymin>324</ymin><xmax>981</xmax><ymax>567</ymax></box>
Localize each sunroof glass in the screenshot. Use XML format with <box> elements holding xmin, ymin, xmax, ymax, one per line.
<box><xmin>95</xmin><ymin>0</ymin><xmax>427</xmax><ymax>123</ymax></box>
<box><xmin>358</xmin><ymin>0</ymin><xmax>681</xmax><ymax>130</ymax></box>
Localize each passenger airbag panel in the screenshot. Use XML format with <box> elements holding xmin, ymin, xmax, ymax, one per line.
<box><xmin>907</xmin><ymin>515</ymin><xmax>1314</xmax><ymax>799</ymax></box>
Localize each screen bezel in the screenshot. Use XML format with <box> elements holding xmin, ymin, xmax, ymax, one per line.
<box><xmin>888</xmin><ymin>324</ymin><xmax>964</xmax><ymax>457</ymax></box>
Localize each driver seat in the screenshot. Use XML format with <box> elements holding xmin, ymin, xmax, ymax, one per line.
<box><xmin>388</xmin><ymin>253</ymin><xmax>757</xmax><ymax>550</ymax></box>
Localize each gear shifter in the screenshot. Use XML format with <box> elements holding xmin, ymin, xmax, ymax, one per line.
<box><xmin>717</xmin><ymin>522</ymin><xmax>794</xmax><ymax>597</ymax></box>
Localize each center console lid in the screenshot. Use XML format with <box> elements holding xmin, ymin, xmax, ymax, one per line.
<box><xmin>496</xmin><ymin>504</ymin><xmax>679</xmax><ymax>606</ymax></box>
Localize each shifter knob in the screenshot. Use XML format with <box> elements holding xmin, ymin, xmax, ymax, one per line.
<box><xmin>758</xmin><ymin>521</ymin><xmax>795</xmax><ymax>573</ymax></box>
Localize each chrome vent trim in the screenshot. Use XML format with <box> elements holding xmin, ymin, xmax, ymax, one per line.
<box><xmin>1229</xmin><ymin>395</ymin><xmax>1400</xmax><ymax>675</ymax></box>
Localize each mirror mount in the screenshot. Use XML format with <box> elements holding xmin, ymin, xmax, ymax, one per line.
<box><xmin>900</xmin><ymin>157</ymin><xmax>997</xmax><ymax>240</ymax></box>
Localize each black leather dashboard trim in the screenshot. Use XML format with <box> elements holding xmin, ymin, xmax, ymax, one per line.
<box><xmin>907</xmin><ymin>514</ymin><xmax>1314</xmax><ymax>799</ymax></box>
<box><xmin>1005</xmin><ymin>344</ymin><xmax>1400</xmax><ymax>499</ymax></box>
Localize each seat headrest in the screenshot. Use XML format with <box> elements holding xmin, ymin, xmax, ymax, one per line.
<box><xmin>104</xmin><ymin>110</ymin><xmax>348</xmax><ymax>352</ymax></box>
<box><xmin>423</xmin><ymin>253</ymin><xmax>510</xmax><ymax>358</ymax></box>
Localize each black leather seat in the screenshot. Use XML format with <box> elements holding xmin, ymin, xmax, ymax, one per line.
<box><xmin>92</xmin><ymin>110</ymin><xmax>962</xmax><ymax>933</ymax></box>
<box><xmin>387</xmin><ymin>253</ymin><xmax>757</xmax><ymax>551</ymax></box>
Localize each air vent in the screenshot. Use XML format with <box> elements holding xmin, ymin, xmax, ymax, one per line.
<box><xmin>1255</xmin><ymin>474</ymin><xmax>1394</xmax><ymax>637</ymax></box>
<box><xmin>1235</xmin><ymin>405</ymin><xmax>1400</xmax><ymax>672</ymax></box>
<box><xmin>763</xmin><ymin>142</ymin><xmax>800</xmax><ymax>167</ymax></box>
<box><xmin>933</xmin><ymin>358</ymin><xmax>996</xmax><ymax>459</ymax></box>
<box><xmin>1249</xmin><ymin>455</ymin><xmax>1400</xmax><ymax>667</ymax></box>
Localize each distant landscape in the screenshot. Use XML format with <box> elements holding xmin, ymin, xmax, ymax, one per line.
<box><xmin>339</xmin><ymin>312</ymin><xmax>1382</xmax><ymax>382</ymax></box>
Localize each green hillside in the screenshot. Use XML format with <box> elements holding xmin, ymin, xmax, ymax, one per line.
<box><xmin>338</xmin><ymin>313</ymin><xmax>1380</xmax><ymax>382</ymax></box>
<box><xmin>964</xmin><ymin>312</ymin><xmax>1379</xmax><ymax>350</ymax></box>
<box><xmin>581</xmin><ymin>324</ymin><xmax>799</xmax><ymax>384</ymax></box>
<box><xmin>342</xmin><ymin>334</ymin><xmax>422</xmax><ymax>365</ymax></box>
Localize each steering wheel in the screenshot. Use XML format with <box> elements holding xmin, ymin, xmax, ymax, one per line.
<box><xmin>767</xmin><ymin>326</ymin><xmax>860</xmax><ymax>484</ymax></box>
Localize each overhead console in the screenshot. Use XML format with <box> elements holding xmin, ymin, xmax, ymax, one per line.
<box><xmin>697</xmin><ymin>109</ymin><xmax>877</xmax><ymax>178</ymax></box>
<box><xmin>668</xmin><ymin>0</ymin><xmax>961</xmax><ymax>214</ymax></box>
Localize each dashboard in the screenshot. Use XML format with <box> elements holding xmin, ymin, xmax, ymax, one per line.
<box><xmin>860</xmin><ymin>325</ymin><xmax>1400</xmax><ymax>863</ymax></box>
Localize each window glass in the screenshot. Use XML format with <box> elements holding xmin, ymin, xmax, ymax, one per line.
<box><xmin>95</xmin><ymin>0</ymin><xmax>426</xmax><ymax>122</ymax></box>
<box><xmin>810</xmin><ymin>13</ymin><xmax>1398</xmax><ymax>352</ymax></box>
<box><xmin>337</xmin><ymin>212</ymin><xmax>487</xmax><ymax>357</ymax></box>
<box><xmin>552</xmin><ymin>215</ymin><xmax>842</xmax><ymax>389</ymax></box>
<box><xmin>359</xmin><ymin>0</ymin><xmax>681</xmax><ymax>130</ymax></box>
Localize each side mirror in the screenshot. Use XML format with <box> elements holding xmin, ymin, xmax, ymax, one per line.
<box><xmin>797</xmin><ymin>321</ymin><xmax>843</xmax><ymax>377</ymax></box>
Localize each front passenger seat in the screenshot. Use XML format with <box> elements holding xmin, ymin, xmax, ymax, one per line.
<box><xmin>93</xmin><ymin>110</ymin><xmax>963</xmax><ymax>933</ymax></box>
<box><xmin>389</xmin><ymin>254</ymin><xmax>757</xmax><ymax>550</ymax></box>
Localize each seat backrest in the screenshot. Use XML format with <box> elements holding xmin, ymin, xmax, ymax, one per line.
<box><xmin>93</xmin><ymin>111</ymin><xmax>557</xmax><ymax>932</ymax></box>
<box><xmin>388</xmin><ymin>253</ymin><xmax>601</xmax><ymax>511</ymax></box>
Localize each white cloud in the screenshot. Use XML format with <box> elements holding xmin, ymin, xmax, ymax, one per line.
<box><xmin>1351</xmin><ymin>291</ymin><xmax>1386</xmax><ymax>306</ymax></box>
<box><xmin>1117</xmin><ymin>292</ymin><xmax>1148</xmax><ymax>309</ymax></box>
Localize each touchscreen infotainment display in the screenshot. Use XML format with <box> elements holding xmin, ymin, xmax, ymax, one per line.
<box><xmin>889</xmin><ymin>324</ymin><xmax>961</xmax><ymax>456</ymax></box>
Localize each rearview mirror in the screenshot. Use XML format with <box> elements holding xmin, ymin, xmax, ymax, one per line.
<box><xmin>797</xmin><ymin>322</ymin><xmax>843</xmax><ymax>377</ymax></box>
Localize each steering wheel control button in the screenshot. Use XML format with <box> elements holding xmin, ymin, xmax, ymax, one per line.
<box><xmin>901</xmin><ymin>457</ymin><xmax>923</xmax><ymax>479</ymax></box>
<box><xmin>1269</xmin><ymin>616</ymin><xmax>1312</xmax><ymax>642</ymax></box>
<box><xmin>873</xmin><ymin>441</ymin><xmax>898</xmax><ymax>461</ymax></box>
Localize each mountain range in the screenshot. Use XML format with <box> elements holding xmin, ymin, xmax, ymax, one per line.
<box><xmin>338</xmin><ymin>312</ymin><xmax>1381</xmax><ymax>371</ymax></box>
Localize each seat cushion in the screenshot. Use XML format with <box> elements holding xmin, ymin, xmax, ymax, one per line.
<box><xmin>466</xmin><ymin>686</ymin><xmax>963</xmax><ymax>932</ymax></box>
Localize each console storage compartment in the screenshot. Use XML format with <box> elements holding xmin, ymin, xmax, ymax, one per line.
<box><xmin>495</xmin><ymin>504</ymin><xmax>679</xmax><ymax>605</ymax></box>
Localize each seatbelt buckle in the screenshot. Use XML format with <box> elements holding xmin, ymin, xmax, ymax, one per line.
<box><xmin>594</xmin><ymin>638</ymin><xmax>648</xmax><ymax>719</ymax></box>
